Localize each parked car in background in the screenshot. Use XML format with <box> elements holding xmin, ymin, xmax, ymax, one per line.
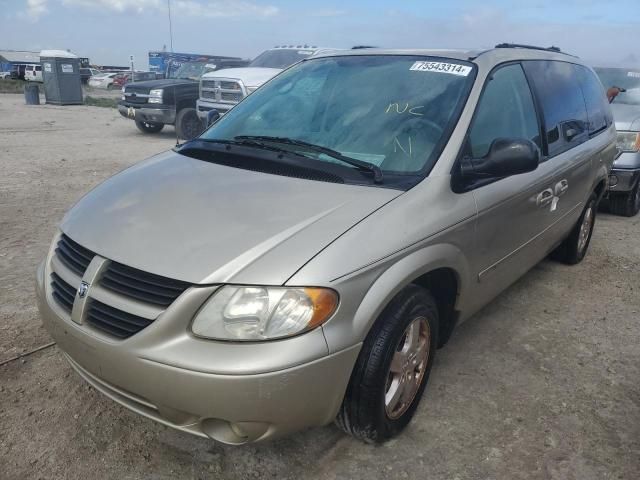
<box><xmin>37</xmin><ymin>44</ymin><xmax>615</xmax><ymax>445</ymax></box>
<box><xmin>10</xmin><ymin>64</ymin><xmax>27</xmax><ymax>80</ymax></box>
<box><xmin>196</xmin><ymin>45</ymin><xmax>335</xmax><ymax>120</ymax></box>
<box><xmin>80</xmin><ymin>68</ymin><xmax>101</xmax><ymax>84</ymax></box>
<box><xmin>24</xmin><ymin>64</ymin><xmax>43</xmax><ymax>82</ymax></box>
<box><xmin>112</xmin><ymin>71</ymin><xmax>157</xmax><ymax>90</ymax></box>
<box><xmin>0</xmin><ymin>71</ymin><xmax>11</xmax><ymax>79</ymax></box>
<box><xmin>118</xmin><ymin>59</ymin><xmax>247</xmax><ymax>140</ymax></box>
<box><xmin>87</xmin><ymin>72</ymin><xmax>119</xmax><ymax>89</ymax></box>
<box><xmin>594</xmin><ymin>67</ymin><xmax>640</xmax><ymax>216</ymax></box>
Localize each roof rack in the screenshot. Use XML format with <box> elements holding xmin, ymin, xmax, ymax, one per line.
<box><xmin>495</xmin><ymin>43</ymin><xmax>563</xmax><ymax>53</ymax></box>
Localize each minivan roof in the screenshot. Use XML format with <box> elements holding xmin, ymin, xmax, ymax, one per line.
<box><xmin>313</xmin><ymin>45</ymin><xmax>586</xmax><ymax>67</ymax></box>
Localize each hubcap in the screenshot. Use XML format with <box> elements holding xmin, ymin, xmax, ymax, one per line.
<box><xmin>577</xmin><ymin>206</ymin><xmax>593</xmax><ymax>252</ymax></box>
<box><xmin>385</xmin><ymin>316</ymin><xmax>430</xmax><ymax>419</ymax></box>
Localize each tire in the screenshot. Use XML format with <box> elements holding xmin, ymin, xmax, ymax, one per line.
<box><xmin>336</xmin><ymin>285</ymin><xmax>439</xmax><ymax>443</ymax></box>
<box><xmin>135</xmin><ymin>119</ymin><xmax>164</xmax><ymax>134</ymax></box>
<box><xmin>609</xmin><ymin>181</ymin><xmax>640</xmax><ymax>217</ymax></box>
<box><xmin>552</xmin><ymin>193</ymin><xmax>597</xmax><ymax>265</ymax></box>
<box><xmin>175</xmin><ymin>107</ymin><xmax>204</xmax><ymax>140</ymax></box>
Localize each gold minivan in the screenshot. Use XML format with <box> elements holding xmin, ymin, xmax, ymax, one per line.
<box><xmin>37</xmin><ymin>44</ymin><xmax>615</xmax><ymax>444</ymax></box>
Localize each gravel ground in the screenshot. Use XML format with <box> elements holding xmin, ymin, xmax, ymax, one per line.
<box><xmin>1</xmin><ymin>94</ymin><xmax>639</xmax><ymax>480</ymax></box>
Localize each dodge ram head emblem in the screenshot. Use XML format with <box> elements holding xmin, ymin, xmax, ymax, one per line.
<box><xmin>77</xmin><ymin>281</ymin><xmax>89</xmax><ymax>298</ymax></box>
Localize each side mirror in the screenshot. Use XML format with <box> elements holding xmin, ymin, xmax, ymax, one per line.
<box><xmin>460</xmin><ymin>138</ymin><xmax>540</xmax><ymax>179</ymax></box>
<box><xmin>206</xmin><ymin>109</ymin><xmax>220</xmax><ymax>127</ymax></box>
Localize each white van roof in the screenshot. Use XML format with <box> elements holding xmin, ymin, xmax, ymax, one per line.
<box><xmin>39</xmin><ymin>50</ymin><xmax>77</xmax><ymax>58</ymax></box>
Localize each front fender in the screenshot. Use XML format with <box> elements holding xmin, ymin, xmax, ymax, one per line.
<box><xmin>321</xmin><ymin>242</ymin><xmax>472</xmax><ymax>354</ymax></box>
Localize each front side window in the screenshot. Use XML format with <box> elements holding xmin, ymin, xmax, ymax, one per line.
<box><xmin>523</xmin><ymin>61</ymin><xmax>589</xmax><ymax>156</ymax></box>
<box><xmin>466</xmin><ymin>63</ymin><xmax>540</xmax><ymax>159</ymax></box>
<box><xmin>200</xmin><ymin>55</ymin><xmax>475</xmax><ymax>182</ymax></box>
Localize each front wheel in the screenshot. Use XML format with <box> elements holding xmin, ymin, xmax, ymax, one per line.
<box><xmin>609</xmin><ymin>181</ymin><xmax>640</xmax><ymax>217</ymax></box>
<box><xmin>336</xmin><ymin>285</ymin><xmax>439</xmax><ymax>443</ymax></box>
<box><xmin>175</xmin><ymin>107</ymin><xmax>204</xmax><ymax>140</ymax></box>
<box><xmin>135</xmin><ymin>119</ymin><xmax>164</xmax><ymax>134</ymax></box>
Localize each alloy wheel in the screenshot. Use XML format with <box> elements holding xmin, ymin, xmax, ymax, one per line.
<box><xmin>385</xmin><ymin>316</ymin><xmax>430</xmax><ymax>419</ymax></box>
<box><xmin>577</xmin><ymin>206</ymin><xmax>593</xmax><ymax>253</ymax></box>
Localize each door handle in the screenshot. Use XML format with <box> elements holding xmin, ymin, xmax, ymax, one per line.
<box><xmin>555</xmin><ymin>179</ymin><xmax>569</xmax><ymax>196</ymax></box>
<box><xmin>536</xmin><ymin>188</ymin><xmax>554</xmax><ymax>207</ymax></box>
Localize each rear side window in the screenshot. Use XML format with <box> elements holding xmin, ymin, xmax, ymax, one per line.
<box><xmin>576</xmin><ymin>65</ymin><xmax>611</xmax><ymax>134</ymax></box>
<box><xmin>467</xmin><ymin>63</ymin><xmax>540</xmax><ymax>158</ymax></box>
<box><xmin>522</xmin><ymin>61</ymin><xmax>589</xmax><ymax>157</ymax></box>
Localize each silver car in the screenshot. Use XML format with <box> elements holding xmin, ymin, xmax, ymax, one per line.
<box><xmin>36</xmin><ymin>44</ymin><xmax>616</xmax><ymax>444</ymax></box>
<box><xmin>594</xmin><ymin>67</ymin><xmax>640</xmax><ymax>216</ymax></box>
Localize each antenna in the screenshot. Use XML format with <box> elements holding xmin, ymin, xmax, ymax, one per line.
<box><xmin>167</xmin><ymin>0</ymin><xmax>180</xmax><ymax>147</ymax></box>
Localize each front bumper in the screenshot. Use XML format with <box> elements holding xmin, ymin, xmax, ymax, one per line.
<box><xmin>36</xmin><ymin>260</ymin><xmax>359</xmax><ymax>444</ymax></box>
<box><xmin>118</xmin><ymin>102</ymin><xmax>176</xmax><ymax>125</ymax></box>
<box><xmin>609</xmin><ymin>151</ymin><xmax>640</xmax><ymax>193</ymax></box>
<box><xmin>196</xmin><ymin>99</ymin><xmax>231</xmax><ymax>120</ymax></box>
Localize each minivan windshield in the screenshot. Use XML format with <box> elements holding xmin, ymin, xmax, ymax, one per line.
<box><xmin>249</xmin><ymin>49</ymin><xmax>316</xmax><ymax>69</ymax></box>
<box><xmin>594</xmin><ymin>67</ymin><xmax>640</xmax><ymax>106</ymax></box>
<box><xmin>200</xmin><ymin>55</ymin><xmax>475</xmax><ymax>181</ymax></box>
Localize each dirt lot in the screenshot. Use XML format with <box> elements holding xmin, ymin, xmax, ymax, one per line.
<box><xmin>1</xmin><ymin>94</ymin><xmax>639</xmax><ymax>479</ymax></box>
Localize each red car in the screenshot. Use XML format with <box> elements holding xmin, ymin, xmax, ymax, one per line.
<box><xmin>112</xmin><ymin>72</ymin><xmax>156</xmax><ymax>89</ymax></box>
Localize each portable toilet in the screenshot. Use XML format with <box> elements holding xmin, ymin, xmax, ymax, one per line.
<box><xmin>40</xmin><ymin>50</ymin><xmax>83</xmax><ymax>105</ymax></box>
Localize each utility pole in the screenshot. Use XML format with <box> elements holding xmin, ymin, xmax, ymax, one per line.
<box><xmin>167</xmin><ymin>0</ymin><xmax>174</xmax><ymax>53</ymax></box>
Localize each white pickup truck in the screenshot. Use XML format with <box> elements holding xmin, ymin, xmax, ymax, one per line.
<box><xmin>196</xmin><ymin>46</ymin><xmax>333</xmax><ymax>121</ymax></box>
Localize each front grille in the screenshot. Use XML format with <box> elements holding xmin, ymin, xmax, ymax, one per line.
<box><xmin>101</xmin><ymin>261</ymin><xmax>191</xmax><ymax>307</ymax></box>
<box><xmin>86</xmin><ymin>299</ymin><xmax>153</xmax><ymax>339</ymax></box>
<box><xmin>50</xmin><ymin>272</ymin><xmax>76</xmax><ymax>313</ymax></box>
<box><xmin>48</xmin><ymin>233</ymin><xmax>191</xmax><ymax>340</ymax></box>
<box><xmin>126</xmin><ymin>85</ymin><xmax>149</xmax><ymax>94</ymax></box>
<box><xmin>220</xmin><ymin>81</ymin><xmax>241</xmax><ymax>90</ymax></box>
<box><xmin>124</xmin><ymin>86</ymin><xmax>149</xmax><ymax>104</ymax></box>
<box><xmin>124</xmin><ymin>95</ymin><xmax>148</xmax><ymax>105</ymax></box>
<box><xmin>221</xmin><ymin>92</ymin><xmax>243</xmax><ymax>102</ymax></box>
<box><xmin>201</xmin><ymin>78</ymin><xmax>245</xmax><ymax>104</ymax></box>
<box><xmin>55</xmin><ymin>234</ymin><xmax>94</xmax><ymax>276</ymax></box>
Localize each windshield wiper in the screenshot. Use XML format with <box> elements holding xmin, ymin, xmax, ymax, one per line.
<box><xmin>234</xmin><ymin>135</ymin><xmax>384</xmax><ymax>183</ymax></box>
<box><xmin>184</xmin><ymin>137</ymin><xmax>308</xmax><ymax>156</ymax></box>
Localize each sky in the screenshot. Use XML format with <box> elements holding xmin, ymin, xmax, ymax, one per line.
<box><xmin>3</xmin><ymin>0</ymin><xmax>640</xmax><ymax>68</ymax></box>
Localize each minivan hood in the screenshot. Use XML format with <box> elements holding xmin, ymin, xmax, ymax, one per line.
<box><xmin>61</xmin><ymin>151</ymin><xmax>400</xmax><ymax>285</ymax></box>
<box><xmin>201</xmin><ymin>67</ymin><xmax>281</xmax><ymax>87</ymax></box>
<box><xmin>611</xmin><ymin>103</ymin><xmax>640</xmax><ymax>131</ymax></box>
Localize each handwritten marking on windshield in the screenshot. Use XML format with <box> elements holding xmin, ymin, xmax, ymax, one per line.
<box><xmin>393</xmin><ymin>136</ymin><xmax>412</xmax><ymax>157</ymax></box>
<box><xmin>385</xmin><ymin>103</ymin><xmax>424</xmax><ymax>116</ymax></box>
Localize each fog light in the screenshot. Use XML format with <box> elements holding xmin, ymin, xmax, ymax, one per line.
<box><xmin>609</xmin><ymin>174</ymin><xmax>618</xmax><ymax>187</ymax></box>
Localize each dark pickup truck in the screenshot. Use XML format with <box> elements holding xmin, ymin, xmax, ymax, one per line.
<box><xmin>118</xmin><ymin>58</ymin><xmax>248</xmax><ymax>140</ymax></box>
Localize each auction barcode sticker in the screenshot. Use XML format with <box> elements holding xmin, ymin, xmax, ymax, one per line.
<box><xmin>410</xmin><ymin>61</ymin><xmax>472</xmax><ymax>76</ymax></box>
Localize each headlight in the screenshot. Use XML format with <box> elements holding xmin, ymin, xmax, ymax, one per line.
<box><xmin>616</xmin><ymin>131</ymin><xmax>640</xmax><ymax>152</ymax></box>
<box><xmin>121</xmin><ymin>86</ymin><xmax>125</xmax><ymax>93</ymax></box>
<box><xmin>148</xmin><ymin>88</ymin><xmax>163</xmax><ymax>104</ymax></box>
<box><xmin>191</xmin><ymin>286</ymin><xmax>338</xmax><ymax>341</ymax></box>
